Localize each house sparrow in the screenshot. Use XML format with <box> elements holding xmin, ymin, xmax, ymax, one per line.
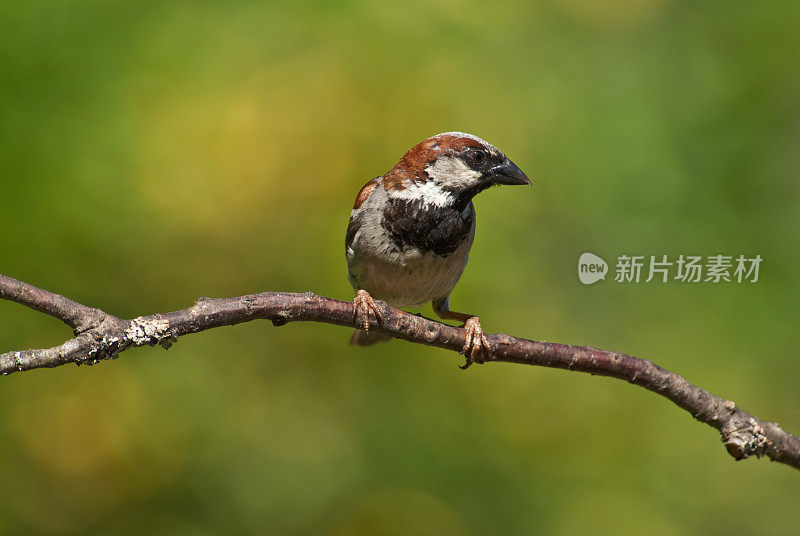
<box><xmin>345</xmin><ymin>132</ymin><xmax>531</xmax><ymax>368</ymax></box>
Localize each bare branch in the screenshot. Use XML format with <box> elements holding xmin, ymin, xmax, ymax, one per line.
<box><xmin>1</xmin><ymin>273</ymin><xmax>798</xmax><ymax>471</ymax></box>
<box><xmin>0</xmin><ymin>274</ymin><xmax>109</xmax><ymax>332</ymax></box>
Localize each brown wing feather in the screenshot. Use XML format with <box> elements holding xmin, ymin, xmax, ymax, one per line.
<box><xmin>353</xmin><ymin>178</ymin><xmax>379</xmax><ymax>209</ymax></box>
<box><xmin>346</xmin><ymin>178</ymin><xmax>378</xmax><ymax>250</ymax></box>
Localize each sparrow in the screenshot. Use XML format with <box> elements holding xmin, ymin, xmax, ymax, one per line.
<box><xmin>345</xmin><ymin>132</ymin><xmax>531</xmax><ymax>368</ymax></box>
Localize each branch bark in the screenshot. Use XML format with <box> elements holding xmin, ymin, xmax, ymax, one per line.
<box><xmin>1</xmin><ymin>273</ymin><xmax>798</xmax><ymax>471</ymax></box>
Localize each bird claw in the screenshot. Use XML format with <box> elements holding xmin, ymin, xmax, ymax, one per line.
<box><xmin>353</xmin><ymin>290</ymin><xmax>382</xmax><ymax>332</ymax></box>
<box><xmin>459</xmin><ymin>316</ymin><xmax>490</xmax><ymax>370</ymax></box>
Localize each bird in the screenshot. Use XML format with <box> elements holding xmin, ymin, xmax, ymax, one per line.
<box><xmin>344</xmin><ymin>132</ymin><xmax>531</xmax><ymax>368</ymax></box>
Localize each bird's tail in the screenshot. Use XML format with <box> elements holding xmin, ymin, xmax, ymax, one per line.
<box><xmin>349</xmin><ymin>329</ymin><xmax>392</xmax><ymax>346</ymax></box>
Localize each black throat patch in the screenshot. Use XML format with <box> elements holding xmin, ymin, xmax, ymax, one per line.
<box><xmin>381</xmin><ymin>197</ymin><xmax>474</xmax><ymax>256</ymax></box>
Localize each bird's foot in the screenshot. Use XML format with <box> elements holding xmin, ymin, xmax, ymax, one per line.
<box><xmin>353</xmin><ymin>290</ymin><xmax>382</xmax><ymax>332</ymax></box>
<box><xmin>459</xmin><ymin>316</ymin><xmax>490</xmax><ymax>370</ymax></box>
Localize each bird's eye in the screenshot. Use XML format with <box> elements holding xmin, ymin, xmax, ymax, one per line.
<box><xmin>472</xmin><ymin>150</ymin><xmax>486</xmax><ymax>163</ymax></box>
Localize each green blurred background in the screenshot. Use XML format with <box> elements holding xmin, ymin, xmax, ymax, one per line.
<box><xmin>1</xmin><ymin>0</ymin><xmax>798</xmax><ymax>534</ymax></box>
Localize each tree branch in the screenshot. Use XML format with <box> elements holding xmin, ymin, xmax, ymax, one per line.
<box><xmin>0</xmin><ymin>274</ymin><xmax>108</xmax><ymax>332</ymax></box>
<box><xmin>1</xmin><ymin>273</ymin><xmax>798</xmax><ymax>471</ymax></box>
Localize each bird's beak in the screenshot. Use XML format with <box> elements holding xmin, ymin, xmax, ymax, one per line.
<box><xmin>488</xmin><ymin>159</ymin><xmax>531</xmax><ymax>186</ymax></box>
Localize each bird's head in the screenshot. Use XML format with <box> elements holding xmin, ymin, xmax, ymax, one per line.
<box><xmin>384</xmin><ymin>132</ymin><xmax>531</xmax><ymax>201</ymax></box>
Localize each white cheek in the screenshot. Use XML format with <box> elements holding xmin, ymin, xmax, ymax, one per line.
<box><xmin>425</xmin><ymin>156</ymin><xmax>482</xmax><ymax>189</ymax></box>
<box><xmin>392</xmin><ymin>180</ymin><xmax>455</xmax><ymax>207</ymax></box>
